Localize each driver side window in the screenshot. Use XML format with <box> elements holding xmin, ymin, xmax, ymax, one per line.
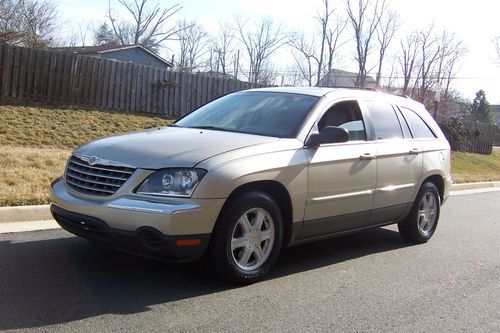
<box><xmin>318</xmin><ymin>101</ymin><xmax>367</xmax><ymax>141</ymax></box>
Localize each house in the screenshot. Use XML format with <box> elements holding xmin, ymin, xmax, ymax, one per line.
<box><xmin>53</xmin><ymin>44</ymin><xmax>173</xmax><ymax>69</ymax></box>
<box><xmin>491</xmin><ymin>105</ymin><xmax>500</xmax><ymax>125</ymax></box>
<box><xmin>317</xmin><ymin>69</ymin><xmax>377</xmax><ymax>88</ymax></box>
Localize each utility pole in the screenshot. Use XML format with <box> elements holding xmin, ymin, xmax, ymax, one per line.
<box><xmin>234</xmin><ymin>50</ymin><xmax>239</xmax><ymax>81</ymax></box>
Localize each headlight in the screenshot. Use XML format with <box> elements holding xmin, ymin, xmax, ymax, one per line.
<box><xmin>136</xmin><ymin>169</ymin><xmax>206</xmax><ymax>197</ymax></box>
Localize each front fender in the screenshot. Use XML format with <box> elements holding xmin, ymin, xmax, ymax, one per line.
<box><xmin>193</xmin><ymin>149</ymin><xmax>309</xmax><ymax>223</ymax></box>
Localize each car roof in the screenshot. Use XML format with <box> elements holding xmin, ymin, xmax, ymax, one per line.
<box><xmin>247</xmin><ymin>86</ymin><xmax>341</xmax><ymax>97</ymax></box>
<box><xmin>246</xmin><ymin>86</ymin><xmax>424</xmax><ymax>110</ymax></box>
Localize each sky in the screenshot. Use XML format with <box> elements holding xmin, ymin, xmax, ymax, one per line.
<box><xmin>57</xmin><ymin>0</ymin><xmax>500</xmax><ymax>104</ymax></box>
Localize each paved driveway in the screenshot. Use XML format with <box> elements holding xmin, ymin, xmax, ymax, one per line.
<box><xmin>0</xmin><ymin>191</ymin><xmax>499</xmax><ymax>332</ymax></box>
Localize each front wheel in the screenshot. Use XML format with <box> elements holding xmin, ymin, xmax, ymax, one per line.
<box><xmin>206</xmin><ymin>191</ymin><xmax>284</xmax><ymax>284</ymax></box>
<box><xmin>398</xmin><ymin>182</ymin><xmax>441</xmax><ymax>243</ymax></box>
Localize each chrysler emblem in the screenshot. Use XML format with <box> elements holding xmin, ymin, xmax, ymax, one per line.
<box><xmin>88</xmin><ymin>156</ymin><xmax>98</xmax><ymax>165</ymax></box>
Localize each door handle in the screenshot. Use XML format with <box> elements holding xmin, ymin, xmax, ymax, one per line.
<box><xmin>409</xmin><ymin>148</ymin><xmax>422</xmax><ymax>154</ymax></box>
<box><xmin>359</xmin><ymin>153</ymin><xmax>377</xmax><ymax>160</ymax></box>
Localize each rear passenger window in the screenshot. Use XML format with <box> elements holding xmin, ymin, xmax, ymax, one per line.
<box><xmin>399</xmin><ymin>107</ymin><xmax>436</xmax><ymax>139</ymax></box>
<box><xmin>318</xmin><ymin>101</ymin><xmax>366</xmax><ymax>141</ymax></box>
<box><xmin>366</xmin><ymin>102</ymin><xmax>403</xmax><ymax>140</ymax></box>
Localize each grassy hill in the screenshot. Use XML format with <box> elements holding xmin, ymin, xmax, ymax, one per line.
<box><xmin>0</xmin><ymin>100</ymin><xmax>172</xmax><ymax>148</ymax></box>
<box><xmin>0</xmin><ymin>100</ymin><xmax>173</xmax><ymax>206</ymax></box>
<box><xmin>451</xmin><ymin>149</ymin><xmax>500</xmax><ymax>183</ymax></box>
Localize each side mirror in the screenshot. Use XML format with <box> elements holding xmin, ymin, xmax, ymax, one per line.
<box><xmin>305</xmin><ymin>126</ymin><xmax>349</xmax><ymax>146</ymax></box>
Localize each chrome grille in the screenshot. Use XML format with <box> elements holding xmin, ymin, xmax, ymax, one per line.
<box><xmin>65</xmin><ymin>156</ymin><xmax>135</xmax><ymax>196</ymax></box>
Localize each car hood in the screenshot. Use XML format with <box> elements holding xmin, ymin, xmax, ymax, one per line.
<box><xmin>73</xmin><ymin>127</ymin><xmax>280</xmax><ymax>169</ymax></box>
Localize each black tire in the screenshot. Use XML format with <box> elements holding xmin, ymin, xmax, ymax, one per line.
<box><xmin>398</xmin><ymin>182</ymin><xmax>441</xmax><ymax>243</ymax></box>
<box><xmin>206</xmin><ymin>191</ymin><xmax>284</xmax><ymax>284</ymax></box>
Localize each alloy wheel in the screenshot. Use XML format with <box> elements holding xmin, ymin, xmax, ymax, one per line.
<box><xmin>230</xmin><ymin>207</ymin><xmax>275</xmax><ymax>271</ymax></box>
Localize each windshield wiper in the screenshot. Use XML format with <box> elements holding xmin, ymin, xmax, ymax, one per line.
<box><xmin>188</xmin><ymin>125</ymin><xmax>229</xmax><ymax>131</ymax></box>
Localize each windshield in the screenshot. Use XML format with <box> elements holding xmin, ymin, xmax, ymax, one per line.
<box><xmin>174</xmin><ymin>92</ymin><xmax>319</xmax><ymax>138</ymax></box>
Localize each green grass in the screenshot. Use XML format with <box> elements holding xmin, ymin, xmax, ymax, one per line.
<box><xmin>0</xmin><ymin>100</ymin><xmax>173</xmax><ymax>148</ymax></box>
<box><xmin>451</xmin><ymin>149</ymin><xmax>500</xmax><ymax>183</ymax></box>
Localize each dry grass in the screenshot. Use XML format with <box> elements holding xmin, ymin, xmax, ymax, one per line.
<box><xmin>0</xmin><ymin>100</ymin><xmax>173</xmax><ymax>148</ymax></box>
<box><xmin>0</xmin><ymin>145</ymin><xmax>70</xmax><ymax>206</ymax></box>
<box><xmin>451</xmin><ymin>150</ymin><xmax>500</xmax><ymax>183</ymax></box>
<box><xmin>0</xmin><ymin>100</ymin><xmax>174</xmax><ymax>206</ymax></box>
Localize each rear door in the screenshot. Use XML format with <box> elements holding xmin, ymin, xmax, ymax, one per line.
<box><xmin>362</xmin><ymin>101</ymin><xmax>423</xmax><ymax>226</ymax></box>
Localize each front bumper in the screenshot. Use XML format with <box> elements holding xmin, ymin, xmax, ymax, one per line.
<box><xmin>50</xmin><ymin>178</ymin><xmax>225</xmax><ymax>261</ymax></box>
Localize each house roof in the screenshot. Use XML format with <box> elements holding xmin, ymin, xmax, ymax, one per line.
<box><xmin>52</xmin><ymin>44</ymin><xmax>173</xmax><ymax>67</ymax></box>
<box><xmin>491</xmin><ymin>105</ymin><xmax>500</xmax><ymax>123</ymax></box>
<box><xmin>318</xmin><ymin>69</ymin><xmax>377</xmax><ymax>88</ymax></box>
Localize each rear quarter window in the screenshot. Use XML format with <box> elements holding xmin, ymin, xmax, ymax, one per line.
<box><xmin>399</xmin><ymin>107</ymin><xmax>436</xmax><ymax>139</ymax></box>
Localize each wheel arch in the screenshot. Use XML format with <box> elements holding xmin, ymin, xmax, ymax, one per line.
<box><xmin>422</xmin><ymin>174</ymin><xmax>444</xmax><ymax>203</ymax></box>
<box><xmin>214</xmin><ymin>180</ymin><xmax>294</xmax><ymax>248</ymax></box>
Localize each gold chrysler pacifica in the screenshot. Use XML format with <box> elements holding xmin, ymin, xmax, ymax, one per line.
<box><xmin>50</xmin><ymin>87</ymin><xmax>451</xmax><ymax>283</ymax></box>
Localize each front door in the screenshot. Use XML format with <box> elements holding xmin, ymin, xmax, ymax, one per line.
<box><xmin>301</xmin><ymin>100</ymin><xmax>376</xmax><ymax>239</ymax></box>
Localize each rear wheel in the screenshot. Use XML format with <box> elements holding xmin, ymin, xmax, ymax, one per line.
<box><xmin>398</xmin><ymin>182</ymin><xmax>440</xmax><ymax>243</ymax></box>
<box><xmin>206</xmin><ymin>191</ymin><xmax>283</xmax><ymax>284</ymax></box>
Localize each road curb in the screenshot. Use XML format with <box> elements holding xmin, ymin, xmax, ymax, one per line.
<box><xmin>1</xmin><ymin>181</ymin><xmax>499</xmax><ymax>223</ymax></box>
<box><xmin>450</xmin><ymin>181</ymin><xmax>500</xmax><ymax>191</ymax></box>
<box><xmin>0</xmin><ymin>205</ymin><xmax>51</xmax><ymax>223</ymax></box>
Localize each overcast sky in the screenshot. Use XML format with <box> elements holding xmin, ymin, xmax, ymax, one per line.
<box><xmin>58</xmin><ymin>0</ymin><xmax>500</xmax><ymax>104</ymax></box>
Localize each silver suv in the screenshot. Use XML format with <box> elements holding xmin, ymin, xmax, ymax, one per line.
<box><xmin>50</xmin><ymin>87</ymin><xmax>451</xmax><ymax>283</ymax></box>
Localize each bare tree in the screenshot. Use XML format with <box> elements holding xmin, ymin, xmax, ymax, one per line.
<box><xmin>435</xmin><ymin>31</ymin><xmax>466</xmax><ymax>97</ymax></box>
<box><xmin>235</xmin><ymin>17</ymin><xmax>287</xmax><ymax>84</ymax></box>
<box><xmin>415</xmin><ymin>26</ymin><xmax>442</xmax><ymax>103</ymax></box>
<box><xmin>210</xmin><ymin>22</ymin><xmax>235</xmax><ymax>77</ymax></box>
<box><xmin>280</xmin><ymin>65</ymin><xmax>304</xmax><ymax>86</ymax></box>
<box><xmin>324</xmin><ymin>13</ymin><xmax>349</xmax><ymax>83</ymax></box>
<box><xmin>398</xmin><ymin>31</ymin><xmax>420</xmax><ymax>96</ymax></box>
<box><xmin>67</xmin><ymin>22</ymin><xmax>94</xmax><ymax>47</ymax></box>
<box><xmin>346</xmin><ymin>0</ymin><xmax>386</xmax><ymax>87</ymax></box>
<box><xmin>385</xmin><ymin>56</ymin><xmax>398</xmax><ymax>89</ymax></box>
<box><xmin>314</xmin><ymin>0</ymin><xmax>332</xmax><ymax>85</ymax></box>
<box><xmin>289</xmin><ymin>33</ymin><xmax>318</xmax><ymax>86</ymax></box>
<box><xmin>107</xmin><ymin>0</ymin><xmax>183</xmax><ymax>52</ymax></box>
<box><xmin>289</xmin><ymin>0</ymin><xmax>347</xmax><ymax>87</ymax></box>
<box><xmin>175</xmin><ymin>20</ymin><xmax>209</xmax><ymax>73</ymax></box>
<box><xmin>0</xmin><ymin>0</ymin><xmax>59</xmax><ymax>47</ymax></box>
<box><xmin>375</xmin><ymin>10</ymin><xmax>399</xmax><ymax>87</ymax></box>
<box><xmin>398</xmin><ymin>27</ymin><xmax>466</xmax><ymax>104</ymax></box>
<box><xmin>0</xmin><ymin>0</ymin><xmax>22</xmax><ymax>44</ymax></box>
<box><xmin>20</xmin><ymin>0</ymin><xmax>59</xmax><ymax>47</ymax></box>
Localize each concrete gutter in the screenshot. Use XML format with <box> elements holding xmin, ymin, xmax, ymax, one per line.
<box><xmin>0</xmin><ymin>181</ymin><xmax>499</xmax><ymax>224</ymax></box>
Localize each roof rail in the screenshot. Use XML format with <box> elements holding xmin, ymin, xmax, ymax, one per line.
<box><xmin>319</xmin><ymin>85</ymin><xmax>380</xmax><ymax>92</ymax></box>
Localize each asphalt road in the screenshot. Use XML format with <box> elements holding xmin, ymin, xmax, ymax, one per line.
<box><xmin>1</xmin><ymin>192</ymin><xmax>499</xmax><ymax>332</ymax></box>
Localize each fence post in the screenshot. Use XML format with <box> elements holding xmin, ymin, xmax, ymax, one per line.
<box><xmin>2</xmin><ymin>44</ymin><xmax>13</xmax><ymax>98</ymax></box>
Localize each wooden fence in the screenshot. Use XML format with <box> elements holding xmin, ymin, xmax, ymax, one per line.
<box><xmin>0</xmin><ymin>43</ymin><xmax>263</xmax><ymax>116</ymax></box>
<box><xmin>437</xmin><ymin>115</ymin><xmax>496</xmax><ymax>154</ymax></box>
